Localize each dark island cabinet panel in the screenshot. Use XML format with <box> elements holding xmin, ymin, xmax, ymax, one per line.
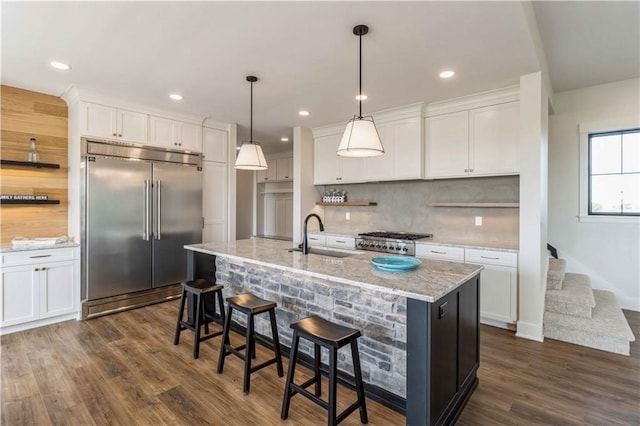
<box><xmin>407</xmin><ymin>276</ymin><xmax>480</xmax><ymax>426</ymax></box>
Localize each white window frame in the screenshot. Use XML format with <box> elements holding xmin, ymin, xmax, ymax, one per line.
<box><xmin>579</xmin><ymin>118</ymin><xmax>640</xmax><ymax>224</ymax></box>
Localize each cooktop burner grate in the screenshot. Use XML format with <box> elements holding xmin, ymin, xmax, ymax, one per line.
<box><xmin>357</xmin><ymin>232</ymin><xmax>433</xmax><ymax>241</ymax></box>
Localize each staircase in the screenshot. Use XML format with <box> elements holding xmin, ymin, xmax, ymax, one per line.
<box><xmin>543</xmin><ymin>257</ymin><xmax>636</xmax><ymax>355</ymax></box>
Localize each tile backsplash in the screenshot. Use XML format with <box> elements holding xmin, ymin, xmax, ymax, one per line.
<box><xmin>316</xmin><ymin>176</ymin><xmax>519</xmax><ymax>244</ymax></box>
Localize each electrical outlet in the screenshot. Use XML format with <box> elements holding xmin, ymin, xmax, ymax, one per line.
<box><xmin>345</xmin><ymin>212</ymin><xmax>351</xmax><ymax>220</ymax></box>
<box><xmin>475</xmin><ymin>216</ymin><xmax>482</xmax><ymax>226</ymax></box>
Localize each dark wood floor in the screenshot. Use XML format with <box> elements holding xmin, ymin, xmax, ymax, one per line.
<box><xmin>2</xmin><ymin>301</ymin><xmax>638</xmax><ymax>425</ymax></box>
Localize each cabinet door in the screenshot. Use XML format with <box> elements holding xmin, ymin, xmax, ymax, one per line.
<box><xmin>284</xmin><ymin>198</ymin><xmax>293</xmax><ymax>238</ymax></box>
<box><xmin>263</xmin><ymin>197</ymin><xmax>277</xmax><ymax>236</ymax></box>
<box><xmin>176</xmin><ymin>122</ymin><xmax>202</xmax><ymax>152</ymax></box>
<box><xmin>314</xmin><ymin>135</ymin><xmax>341</xmax><ymax>184</ymax></box>
<box><xmin>118</xmin><ymin>109</ymin><xmax>148</xmax><ymax>143</ymax></box>
<box><xmin>203</xmin><ymin>162</ymin><xmax>227</xmax><ymax>225</ymax></box>
<box><xmin>338</xmin><ymin>156</ymin><xmax>366</xmax><ymax>183</ymax></box>
<box><xmin>39</xmin><ymin>261</ymin><xmax>77</xmax><ymax>319</ymax></box>
<box><xmin>203</xmin><ymin>128</ymin><xmax>227</xmax><ymax>163</ymax></box>
<box><xmin>81</xmin><ymin>102</ymin><xmax>117</xmax><ymax>139</ymax></box>
<box><xmin>203</xmin><ymin>223</ymin><xmax>226</xmax><ymax>243</ymax></box>
<box><xmin>430</xmin><ymin>290</ymin><xmax>458</xmax><ymax>424</ymax></box>
<box><xmin>149</xmin><ymin>116</ymin><xmax>176</xmax><ymax>148</ymax></box>
<box><xmin>393</xmin><ymin>118</ymin><xmax>423</xmax><ymax>179</ymax></box>
<box><xmin>479</xmin><ymin>266</ymin><xmax>517</xmax><ymax>323</ymax></box>
<box><xmin>470</xmin><ymin>102</ymin><xmax>519</xmax><ymax>176</ymax></box>
<box><xmin>276</xmin><ymin>157</ymin><xmax>293</xmax><ymax>181</ymax></box>
<box><xmin>1</xmin><ymin>264</ymin><xmax>39</xmax><ymax>327</ymax></box>
<box><xmin>365</xmin><ymin>123</ymin><xmax>394</xmax><ymax>181</ymax></box>
<box><xmin>425</xmin><ymin>111</ymin><xmax>469</xmax><ymax>178</ymax></box>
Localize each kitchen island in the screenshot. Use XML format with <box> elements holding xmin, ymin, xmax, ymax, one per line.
<box><xmin>185</xmin><ymin>238</ymin><xmax>482</xmax><ymax>425</ymax></box>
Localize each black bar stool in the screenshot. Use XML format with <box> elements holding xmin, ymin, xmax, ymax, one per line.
<box><xmin>281</xmin><ymin>315</ymin><xmax>368</xmax><ymax>426</ymax></box>
<box><xmin>173</xmin><ymin>279</ymin><xmax>225</xmax><ymax>359</ymax></box>
<box><xmin>217</xmin><ymin>292</ymin><xmax>284</xmax><ymax>394</ymax></box>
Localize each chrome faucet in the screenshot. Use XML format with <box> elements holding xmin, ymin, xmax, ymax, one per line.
<box><xmin>302</xmin><ymin>213</ymin><xmax>324</xmax><ymax>254</ymax></box>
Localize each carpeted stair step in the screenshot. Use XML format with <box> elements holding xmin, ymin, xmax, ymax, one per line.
<box><xmin>544</xmin><ymin>290</ymin><xmax>636</xmax><ymax>356</ymax></box>
<box><xmin>547</xmin><ymin>258</ymin><xmax>566</xmax><ymax>290</ymax></box>
<box><xmin>545</xmin><ymin>273</ymin><xmax>596</xmax><ymax>318</ymax></box>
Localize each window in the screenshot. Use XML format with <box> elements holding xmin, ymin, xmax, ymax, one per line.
<box><xmin>588</xmin><ymin>129</ymin><xmax>640</xmax><ymax>216</ymax></box>
<box><xmin>579</xmin><ymin>119</ymin><xmax>640</xmax><ymax>223</ymax></box>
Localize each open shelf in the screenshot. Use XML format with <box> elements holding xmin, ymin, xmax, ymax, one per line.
<box><xmin>429</xmin><ymin>202</ymin><xmax>519</xmax><ymax>208</ymax></box>
<box><xmin>260</xmin><ymin>189</ymin><xmax>294</xmax><ymax>195</ymax></box>
<box><xmin>1</xmin><ymin>159</ymin><xmax>60</xmax><ymax>169</ymax></box>
<box><xmin>0</xmin><ymin>199</ymin><xmax>60</xmax><ymax>205</ymax></box>
<box><xmin>316</xmin><ymin>202</ymin><xmax>377</xmax><ymax>206</ymax></box>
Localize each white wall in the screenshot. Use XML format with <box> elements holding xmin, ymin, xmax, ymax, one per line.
<box><xmin>235</xmin><ymin>169</ymin><xmax>254</xmax><ymax>239</ymax></box>
<box><xmin>548</xmin><ymin>78</ymin><xmax>640</xmax><ymax>311</ymax></box>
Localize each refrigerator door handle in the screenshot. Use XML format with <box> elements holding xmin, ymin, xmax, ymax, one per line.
<box><xmin>155</xmin><ymin>180</ymin><xmax>162</xmax><ymax>240</ymax></box>
<box><xmin>143</xmin><ymin>180</ymin><xmax>150</xmax><ymax>240</ymax></box>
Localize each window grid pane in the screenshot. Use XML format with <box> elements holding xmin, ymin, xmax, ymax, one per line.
<box><xmin>589</xmin><ymin>129</ymin><xmax>640</xmax><ymax>216</ymax></box>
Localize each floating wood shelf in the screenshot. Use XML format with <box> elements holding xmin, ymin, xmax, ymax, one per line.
<box><xmin>316</xmin><ymin>202</ymin><xmax>377</xmax><ymax>206</ymax></box>
<box><xmin>0</xmin><ymin>199</ymin><xmax>60</xmax><ymax>205</ymax></box>
<box><xmin>429</xmin><ymin>202</ymin><xmax>519</xmax><ymax>208</ymax></box>
<box><xmin>1</xmin><ymin>159</ymin><xmax>60</xmax><ymax>169</ymax></box>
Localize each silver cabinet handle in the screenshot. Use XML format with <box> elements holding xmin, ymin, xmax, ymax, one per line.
<box><xmin>29</xmin><ymin>254</ymin><xmax>52</xmax><ymax>258</ymax></box>
<box><xmin>143</xmin><ymin>180</ymin><xmax>150</xmax><ymax>240</ymax></box>
<box><xmin>430</xmin><ymin>250</ymin><xmax>446</xmax><ymax>254</ymax></box>
<box><xmin>335</xmin><ymin>240</ymin><xmax>346</xmax><ymax>243</ymax></box>
<box><xmin>480</xmin><ymin>255</ymin><xmax>499</xmax><ymax>260</ymax></box>
<box><xmin>155</xmin><ymin>180</ymin><xmax>161</xmax><ymax>240</ymax></box>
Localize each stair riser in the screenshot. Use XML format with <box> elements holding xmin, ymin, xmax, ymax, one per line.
<box><xmin>545</xmin><ymin>300</ymin><xmax>592</xmax><ymax>318</ymax></box>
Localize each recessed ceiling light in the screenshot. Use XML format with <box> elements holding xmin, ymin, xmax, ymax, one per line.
<box><xmin>236</xmin><ymin>146</ymin><xmax>242</xmax><ymax>150</ymax></box>
<box><xmin>50</xmin><ymin>61</ymin><xmax>71</xmax><ymax>70</ymax></box>
<box><xmin>439</xmin><ymin>70</ymin><xmax>455</xmax><ymax>79</ymax></box>
<box><xmin>298</xmin><ymin>110</ymin><xmax>310</xmax><ymax>116</ymax></box>
<box><xmin>169</xmin><ymin>94</ymin><xmax>183</xmax><ymax>101</ymax></box>
<box><xmin>281</xmin><ymin>137</ymin><xmax>289</xmax><ymax>142</ymax></box>
<box><xmin>355</xmin><ymin>94</ymin><xmax>368</xmax><ymax>101</ymax></box>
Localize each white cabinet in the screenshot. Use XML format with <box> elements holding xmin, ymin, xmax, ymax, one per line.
<box><xmin>366</xmin><ymin>117</ymin><xmax>423</xmax><ymax>181</ymax></box>
<box><xmin>257</xmin><ymin>156</ymin><xmax>293</xmax><ymax>182</ymax></box>
<box><xmin>1</xmin><ymin>247</ymin><xmax>79</xmax><ymax>333</ymax></box>
<box><xmin>149</xmin><ymin>117</ymin><xmax>202</xmax><ymax>152</ymax></box>
<box><xmin>306</xmin><ymin>233</ymin><xmax>327</xmax><ymax>245</ymax></box>
<box><xmin>203</xmin><ymin>127</ymin><xmax>228</xmax><ymax>163</ymax></box>
<box><xmin>80</xmin><ymin>102</ymin><xmax>148</xmax><ymax>144</ymax></box>
<box><xmin>202</xmin><ymin>162</ymin><xmax>227</xmax><ymax>243</ymax></box>
<box><xmin>263</xmin><ymin>196</ymin><xmax>293</xmax><ymax>238</ymax></box>
<box><xmin>425</xmin><ymin>101</ymin><xmax>519</xmax><ymax>179</ymax></box>
<box><xmin>325</xmin><ymin>235</ymin><xmax>355</xmax><ymax>249</ymax></box>
<box><xmin>314</xmin><ymin>134</ymin><xmax>366</xmax><ymax>185</ymax></box>
<box><xmin>415</xmin><ymin>243</ymin><xmax>464</xmax><ymax>262</ymax></box>
<box><xmin>465</xmin><ymin>248</ymin><xmax>518</xmax><ymax>325</ymax></box>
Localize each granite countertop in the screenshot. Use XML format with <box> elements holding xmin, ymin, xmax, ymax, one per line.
<box><xmin>0</xmin><ymin>242</ymin><xmax>80</xmax><ymax>253</ymax></box>
<box><xmin>185</xmin><ymin>238</ymin><xmax>482</xmax><ymax>303</ymax></box>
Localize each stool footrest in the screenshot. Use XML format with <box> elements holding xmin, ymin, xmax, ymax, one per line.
<box><xmin>290</xmin><ymin>384</ymin><xmax>329</xmax><ymax>410</ymax></box>
<box><xmin>249</xmin><ymin>357</ymin><xmax>279</xmax><ymax>373</ymax></box>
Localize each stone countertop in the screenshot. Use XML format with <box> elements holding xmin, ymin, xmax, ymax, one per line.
<box><xmin>185</xmin><ymin>238</ymin><xmax>482</xmax><ymax>303</ymax></box>
<box><xmin>0</xmin><ymin>242</ymin><xmax>80</xmax><ymax>253</ymax></box>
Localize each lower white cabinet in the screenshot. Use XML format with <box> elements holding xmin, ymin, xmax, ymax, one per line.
<box><xmin>416</xmin><ymin>244</ymin><xmax>518</xmax><ymax>328</ymax></box>
<box><xmin>264</xmin><ymin>196</ymin><xmax>293</xmax><ymax>239</ymax></box>
<box><xmin>325</xmin><ymin>235</ymin><xmax>355</xmax><ymax>249</ymax></box>
<box><xmin>1</xmin><ymin>247</ymin><xmax>79</xmax><ymax>333</ymax></box>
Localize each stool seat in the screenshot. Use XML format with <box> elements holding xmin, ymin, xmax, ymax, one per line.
<box><xmin>291</xmin><ymin>315</ymin><xmax>361</xmax><ymax>348</ymax></box>
<box><xmin>227</xmin><ymin>292</ymin><xmax>277</xmax><ymax>314</ymax></box>
<box><xmin>185</xmin><ymin>278</ymin><xmax>224</xmax><ymax>294</ymax></box>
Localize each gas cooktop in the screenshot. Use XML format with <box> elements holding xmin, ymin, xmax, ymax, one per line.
<box><xmin>355</xmin><ymin>231</ymin><xmax>433</xmax><ymax>255</ymax></box>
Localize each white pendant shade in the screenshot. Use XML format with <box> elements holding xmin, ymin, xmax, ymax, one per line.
<box><xmin>234</xmin><ymin>142</ymin><xmax>268</xmax><ymax>170</ymax></box>
<box><xmin>337</xmin><ymin>116</ymin><xmax>384</xmax><ymax>157</ymax></box>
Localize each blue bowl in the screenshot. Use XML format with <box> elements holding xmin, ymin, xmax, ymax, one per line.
<box><xmin>371</xmin><ymin>256</ymin><xmax>421</xmax><ymax>272</ymax></box>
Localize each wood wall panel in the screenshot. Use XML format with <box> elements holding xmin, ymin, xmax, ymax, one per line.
<box><xmin>0</xmin><ymin>85</ymin><xmax>68</xmax><ymax>245</ymax></box>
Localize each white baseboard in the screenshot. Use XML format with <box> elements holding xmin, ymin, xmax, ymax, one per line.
<box><xmin>481</xmin><ymin>317</ymin><xmax>516</xmax><ymax>331</ymax></box>
<box><xmin>0</xmin><ymin>313</ymin><xmax>79</xmax><ymax>336</ymax></box>
<box><xmin>516</xmin><ymin>320</ymin><xmax>544</xmax><ymax>342</ymax></box>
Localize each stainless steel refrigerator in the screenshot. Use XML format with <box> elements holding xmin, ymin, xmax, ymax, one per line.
<box><xmin>81</xmin><ymin>139</ymin><xmax>203</xmax><ymax>300</ymax></box>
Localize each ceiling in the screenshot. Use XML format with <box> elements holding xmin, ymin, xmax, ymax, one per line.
<box><xmin>2</xmin><ymin>2</ymin><xmax>638</xmax><ymax>154</ymax></box>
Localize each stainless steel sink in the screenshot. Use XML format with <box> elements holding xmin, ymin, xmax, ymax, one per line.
<box><xmin>288</xmin><ymin>247</ymin><xmax>360</xmax><ymax>258</ymax></box>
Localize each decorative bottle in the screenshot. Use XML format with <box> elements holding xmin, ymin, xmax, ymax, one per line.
<box><xmin>27</xmin><ymin>138</ymin><xmax>40</xmax><ymax>163</ymax></box>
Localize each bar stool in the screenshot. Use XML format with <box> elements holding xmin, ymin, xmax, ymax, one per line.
<box><xmin>173</xmin><ymin>279</ymin><xmax>225</xmax><ymax>359</ymax></box>
<box><xmin>281</xmin><ymin>315</ymin><xmax>368</xmax><ymax>426</ymax></box>
<box><xmin>217</xmin><ymin>292</ymin><xmax>284</xmax><ymax>394</ymax></box>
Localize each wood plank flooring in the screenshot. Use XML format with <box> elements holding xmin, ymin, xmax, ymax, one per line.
<box><xmin>2</xmin><ymin>301</ymin><xmax>638</xmax><ymax>425</ymax></box>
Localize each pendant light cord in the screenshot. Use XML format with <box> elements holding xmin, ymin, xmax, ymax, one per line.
<box><xmin>250</xmin><ymin>79</ymin><xmax>253</xmax><ymax>144</ymax></box>
<box><xmin>358</xmin><ymin>31</ymin><xmax>363</xmax><ymax>119</ymax></box>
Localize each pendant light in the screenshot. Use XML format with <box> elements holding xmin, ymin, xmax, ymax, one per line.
<box><xmin>234</xmin><ymin>75</ymin><xmax>268</xmax><ymax>170</ymax></box>
<box><xmin>337</xmin><ymin>24</ymin><xmax>384</xmax><ymax>157</ymax></box>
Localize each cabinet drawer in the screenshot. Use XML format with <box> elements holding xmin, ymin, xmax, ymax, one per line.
<box><xmin>2</xmin><ymin>248</ymin><xmax>78</xmax><ymax>267</ymax></box>
<box><xmin>465</xmin><ymin>249</ymin><xmax>517</xmax><ymax>267</ymax></box>
<box><xmin>306</xmin><ymin>234</ymin><xmax>326</xmax><ymax>245</ymax></box>
<box><xmin>415</xmin><ymin>244</ymin><xmax>464</xmax><ymax>262</ymax></box>
<box><xmin>325</xmin><ymin>235</ymin><xmax>354</xmax><ymax>249</ymax></box>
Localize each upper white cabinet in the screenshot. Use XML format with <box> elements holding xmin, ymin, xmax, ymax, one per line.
<box><xmin>257</xmin><ymin>155</ymin><xmax>293</xmax><ymax>182</ymax></box>
<box><xmin>425</xmin><ymin>101</ymin><xmax>519</xmax><ymax>179</ymax></box>
<box><xmin>80</xmin><ymin>102</ymin><xmax>148</xmax><ymax>144</ymax></box>
<box><xmin>203</xmin><ymin>127</ymin><xmax>228</xmax><ymax>163</ymax></box>
<box><xmin>366</xmin><ymin>117</ymin><xmax>423</xmax><ymax>181</ymax></box>
<box><xmin>314</xmin><ymin>134</ymin><xmax>366</xmax><ymax>185</ymax></box>
<box><xmin>149</xmin><ymin>116</ymin><xmax>202</xmax><ymax>152</ymax></box>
